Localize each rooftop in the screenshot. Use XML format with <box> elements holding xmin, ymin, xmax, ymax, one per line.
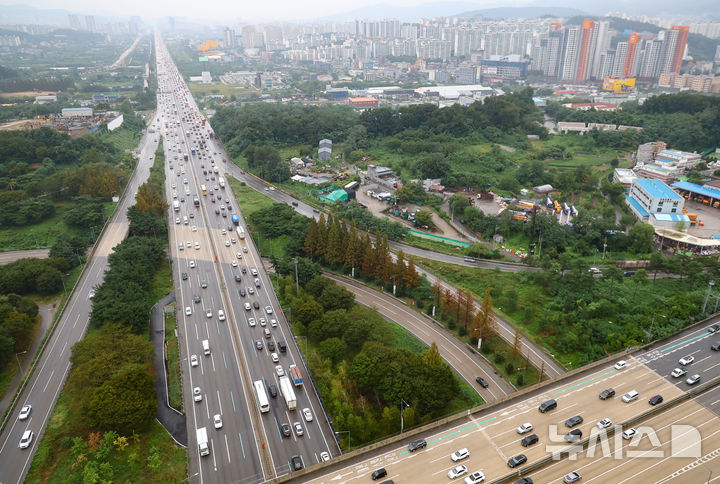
<box><xmin>673</xmin><ymin>181</ymin><xmax>720</xmax><ymax>200</ymax></box>
<box><xmin>626</xmin><ymin>195</ymin><xmax>649</xmax><ymax>217</ymax></box>
<box><xmin>636</xmin><ymin>178</ymin><xmax>683</xmax><ymax>200</ymax></box>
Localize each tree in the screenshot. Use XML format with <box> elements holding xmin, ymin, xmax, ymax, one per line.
<box><xmin>318</xmin><ymin>337</ymin><xmax>347</xmax><ymax>366</ymax></box>
<box><xmin>628</xmin><ymin>222</ymin><xmax>655</xmax><ymax>254</ymax></box>
<box><xmin>404</xmin><ymin>257</ymin><xmax>420</xmax><ymax>289</ymax></box>
<box><xmin>318</xmin><ymin>284</ymin><xmax>355</xmax><ymax>312</ymax></box>
<box><xmin>294</xmin><ymin>299</ymin><xmax>324</xmax><ymax>326</ymax></box>
<box><xmin>414</xmin><ymin>210</ymin><xmax>433</xmax><ymax>228</ymax></box>
<box><xmin>471</xmin><ymin>288</ymin><xmax>497</xmax><ymax>340</ymax></box>
<box><xmin>511</xmin><ymin>326</ymin><xmax>521</xmax><ymax>357</ymax></box>
<box><xmin>448</xmin><ymin>194</ymin><xmax>470</xmax><ymax>219</ymax></box>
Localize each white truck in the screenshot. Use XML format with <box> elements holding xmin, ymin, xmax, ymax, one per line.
<box><xmin>218</xmin><ymin>177</ymin><xmax>225</xmax><ymax>189</ymax></box>
<box><xmin>197</xmin><ymin>427</ymin><xmax>209</xmax><ymax>456</ymax></box>
<box><xmin>236</xmin><ymin>226</ymin><xmax>245</xmax><ymax>240</ymax></box>
<box><xmin>173</xmin><ymin>200</ymin><xmax>180</xmax><ymax>212</ymax></box>
<box><xmin>279</xmin><ymin>376</ymin><xmax>297</xmax><ymax>411</ymax></box>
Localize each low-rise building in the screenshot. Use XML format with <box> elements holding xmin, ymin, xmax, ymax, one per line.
<box><xmin>348</xmin><ymin>97</ymin><xmax>378</xmax><ymax>108</ymax></box>
<box><xmin>613</xmin><ymin>168</ymin><xmax>638</xmax><ymax>188</ymax></box>
<box><xmin>61</xmin><ymin>107</ymin><xmax>93</xmax><ymax>118</ymax></box>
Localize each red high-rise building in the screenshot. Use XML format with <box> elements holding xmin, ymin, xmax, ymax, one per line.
<box><xmin>576</xmin><ymin>20</ymin><xmax>595</xmax><ymax>82</ymax></box>
<box><xmin>669</xmin><ymin>26</ymin><xmax>689</xmax><ymax>73</ymax></box>
<box><xmin>622</xmin><ymin>33</ymin><xmax>639</xmax><ymax>77</ymax></box>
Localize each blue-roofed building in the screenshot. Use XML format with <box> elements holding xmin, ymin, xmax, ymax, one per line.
<box><xmin>626</xmin><ymin>178</ymin><xmax>689</xmax><ymax>229</ymax></box>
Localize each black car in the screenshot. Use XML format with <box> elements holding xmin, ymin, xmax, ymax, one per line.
<box><xmin>291</xmin><ymin>455</ymin><xmax>304</xmax><ymax>471</ymax></box>
<box><xmin>182</xmin><ymin>272</ymin><xmax>188</xmax><ymax>280</ymax></box>
<box><xmin>278</xmin><ymin>340</ymin><xmax>287</xmax><ymax>353</ymax></box>
<box><xmin>514</xmin><ymin>479</ymin><xmax>533</xmax><ymax>484</ymax></box>
<box><xmin>649</xmin><ymin>395</ymin><xmax>664</xmax><ymax>405</ymax></box>
<box><xmin>239</xmin><ymin>288</ymin><xmax>246</xmax><ymax>297</ymax></box>
<box><xmin>709</xmin><ymin>324</ymin><xmax>720</xmax><ymax>333</ymax></box>
<box><xmin>475</xmin><ymin>377</ymin><xmax>489</xmax><ymax>388</ymax></box>
<box><xmin>565</xmin><ymin>429</ymin><xmax>583</xmax><ymax>442</ymax></box>
<box><xmin>408</xmin><ymin>438</ymin><xmax>427</xmax><ymax>452</ymax></box>
<box><xmin>227</xmin><ymin>204</ymin><xmax>232</xmax><ymax>210</ymax></box>
<box><xmin>507</xmin><ymin>454</ymin><xmax>527</xmax><ymax>468</ymax></box>
<box><xmin>268</xmin><ymin>341</ymin><xmax>275</xmax><ymax>351</ymax></box>
<box><xmin>193</xmin><ymin>295</ymin><xmax>201</xmax><ymax>304</ymax></box>
<box><xmin>599</xmin><ymin>388</ymin><xmax>615</xmax><ymax>400</ymax></box>
<box><xmin>241</xmin><ymin>266</ymin><xmax>247</xmax><ymax>274</ymax></box>
<box><xmin>521</xmin><ymin>434</ymin><xmax>539</xmax><ymax>447</ymax></box>
<box><xmin>281</xmin><ymin>423</ymin><xmax>291</xmax><ymax>437</ymax></box>
<box><xmin>253</xmin><ymin>301</ymin><xmax>260</xmax><ymax>310</ymax></box>
<box><xmin>268</xmin><ymin>384</ymin><xmax>278</xmax><ymax>398</ymax></box>
<box><xmin>215</xmin><ymin>208</ymin><xmax>220</xmax><ymax>214</ymax></box>
<box><xmin>712</xmin><ymin>342</ymin><xmax>720</xmax><ymax>351</ymax></box>
<box><xmin>371</xmin><ymin>468</ymin><xmax>387</xmax><ymax>480</ymax></box>
<box><xmin>565</xmin><ymin>415</ymin><xmax>584</xmax><ymax>428</ymax></box>
<box><xmin>255</xmin><ymin>340</ymin><xmax>263</xmax><ymax>350</ymax></box>
<box><xmin>234</xmin><ymin>274</ymin><xmax>242</xmax><ymax>282</ymax></box>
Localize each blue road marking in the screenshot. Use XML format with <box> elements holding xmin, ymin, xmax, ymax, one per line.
<box><xmin>399</xmin><ymin>417</ymin><xmax>496</xmax><ymax>455</ymax></box>
<box><xmin>553</xmin><ymin>370</ymin><xmax>616</xmax><ymax>396</ymax></box>
<box><xmin>660</xmin><ymin>333</ymin><xmax>708</xmax><ymax>352</ymax></box>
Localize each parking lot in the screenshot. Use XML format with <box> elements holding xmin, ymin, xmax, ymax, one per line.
<box><xmin>684</xmin><ymin>199</ymin><xmax>720</xmax><ymax>238</ymax></box>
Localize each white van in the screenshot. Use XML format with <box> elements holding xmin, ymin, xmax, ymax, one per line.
<box><xmin>202</xmin><ymin>339</ymin><xmax>210</xmax><ymax>355</ymax></box>
<box><xmin>622</xmin><ymin>390</ymin><xmax>639</xmax><ymax>403</ymax></box>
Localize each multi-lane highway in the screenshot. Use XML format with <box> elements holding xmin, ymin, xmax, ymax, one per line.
<box><xmin>0</xmin><ymin>112</ymin><xmax>161</xmax><ymax>483</ymax></box>
<box><xmin>154</xmin><ymin>33</ymin><xmax>338</xmax><ymax>483</ymax></box>
<box><xmin>298</xmin><ymin>323</ymin><xmax>720</xmax><ymax>484</ymax></box>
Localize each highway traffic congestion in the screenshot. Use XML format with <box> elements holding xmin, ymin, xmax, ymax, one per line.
<box><xmin>154</xmin><ymin>34</ymin><xmax>337</xmax><ymax>483</ymax></box>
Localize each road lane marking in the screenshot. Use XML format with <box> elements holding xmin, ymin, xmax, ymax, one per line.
<box><xmin>553</xmin><ymin>370</ymin><xmax>616</xmax><ymax>395</ymax></box>
<box><xmin>661</xmin><ymin>334</ymin><xmax>709</xmax><ymax>352</ymax></box>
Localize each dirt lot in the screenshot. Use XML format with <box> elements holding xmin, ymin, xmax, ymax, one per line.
<box><xmin>0</xmin><ymin>119</ymin><xmax>46</xmax><ymax>131</ymax></box>
<box><xmin>685</xmin><ymin>199</ymin><xmax>720</xmax><ymax>238</ymax></box>
<box><xmin>0</xmin><ymin>91</ymin><xmax>55</xmax><ymax>98</ymax></box>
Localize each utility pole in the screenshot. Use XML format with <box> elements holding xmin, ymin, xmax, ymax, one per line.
<box><xmin>293</xmin><ymin>257</ymin><xmax>299</xmax><ymax>295</ymax></box>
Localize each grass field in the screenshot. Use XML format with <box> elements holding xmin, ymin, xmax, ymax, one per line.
<box><xmin>165</xmin><ymin>308</ymin><xmax>183</xmax><ymax>410</ymax></box>
<box><xmin>227</xmin><ymin>177</ymin><xmax>276</xmax><ymax>219</ymax></box>
<box><xmin>25</xmin><ymin>394</ymin><xmax>186</xmax><ymax>483</ymax></box>
<box><xmin>104</xmin><ymin>126</ymin><xmax>142</xmax><ymax>152</ymax></box>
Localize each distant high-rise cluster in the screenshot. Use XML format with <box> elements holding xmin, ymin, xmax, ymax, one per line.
<box><xmin>231</xmin><ymin>17</ymin><xmax>693</xmax><ymax>83</ymax></box>
<box><xmin>532</xmin><ymin>22</ymin><xmax>689</xmax><ymax>82</ymax></box>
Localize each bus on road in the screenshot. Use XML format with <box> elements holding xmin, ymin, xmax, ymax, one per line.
<box><xmin>231</xmin><ymin>214</ymin><xmax>239</xmax><ymax>225</ymax></box>
<box><xmin>253</xmin><ymin>380</ymin><xmax>270</xmax><ymax>413</ymax></box>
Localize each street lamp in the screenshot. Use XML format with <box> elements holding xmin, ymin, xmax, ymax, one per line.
<box><xmin>293</xmin><ymin>258</ymin><xmax>299</xmax><ymax>295</ymax></box>
<box><xmin>704</xmin><ymin>281</ymin><xmax>716</xmax><ymax>313</ymax></box>
<box><xmin>400</xmin><ymin>399</ymin><xmax>410</xmax><ymax>433</ymax></box>
<box><xmin>15</xmin><ymin>350</ymin><xmax>27</xmax><ymax>373</ymax></box>
<box><xmin>645</xmin><ymin>314</ymin><xmax>666</xmax><ymax>342</ymax></box>
<box><xmin>335</xmin><ymin>430</ymin><xmax>350</xmax><ymax>453</ymax></box>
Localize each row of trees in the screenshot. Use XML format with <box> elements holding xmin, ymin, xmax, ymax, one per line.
<box><xmin>304</xmin><ymin>214</ymin><xmax>420</xmax><ymax>291</ymax></box>
<box><xmin>279</xmin><ymin>276</ymin><xmax>469</xmax><ymax>446</ymax></box>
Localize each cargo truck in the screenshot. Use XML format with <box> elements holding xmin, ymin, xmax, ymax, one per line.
<box><xmin>236</xmin><ymin>226</ymin><xmax>245</xmax><ymax>240</ymax></box>
<box><xmin>173</xmin><ymin>200</ymin><xmax>180</xmax><ymax>212</ymax></box>
<box><xmin>289</xmin><ymin>364</ymin><xmax>303</xmax><ymax>387</ymax></box>
<box><xmin>197</xmin><ymin>427</ymin><xmax>209</xmax><ymax>456</ymax></box>
<box><xmin>279</xmin><ymin>376</ymin><xmax>297</xmax><ymax>410</ymax></box>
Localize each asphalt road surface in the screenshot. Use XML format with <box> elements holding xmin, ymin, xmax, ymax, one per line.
<box><xmin>325</xmin><ymin>273</ymin><xmax>514</xmax><ymax>401</ymax></box>
<box><xmin>297</xmin><ymin>326</ymin><xmax>720</xmax><ymax>484</ymax></box>
<box><xmin>0</xmin><ymin>113</ymin><xmax>161</xmax><ymax>484</ymax></box>
<box><xmin>155</xmin><ymin>34</ymin><xmax>338</xmax><ymax>484</ymax></box>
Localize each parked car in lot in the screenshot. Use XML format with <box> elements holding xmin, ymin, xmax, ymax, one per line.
<box><xmin>622</xmin><ymin>428</ymin><xmax>637</xmax><ymax>440</ymax></box>
<box><xmin>517</xmin><ymin>422</ymin><xmax>533</xmax><ymax>434</ymax></box>
<box><xmin>464</xmin><ymin>471</ymin><xmax>485</xmax><ymax>484</ymax></box>
<box><xmin>597</xmin><ymin>418</ymin><xmax>612</xmax><ymax>429</ymax></box>
<box><xmin>507</xmin><ymin>454</ymin><xmax>527</xmax><ymax>468</ymax></box>
<box><xmin>565</xmin><ymin>429</ymin><xmax>582</xmax><ymax>442</ymax></box>
<box><xmin>451</xmin><ymin>448</ymin><xmax>470</xmax><ymax>461</ymax></box>
<box><xmin>521</xmin><ymin>434</ymin><xmax>539</xmax><ymax>447</ymax></box>
<box><xmin>565</xmin><ymin>415</ymin><xmax>584</xmax><ymax>428</ymax></box>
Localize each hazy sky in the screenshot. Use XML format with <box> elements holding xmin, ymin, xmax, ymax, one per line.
<box><xmin>14</xmin><ymin>0</ymin><xmax>511</xmax><ymax>23</ymax></box>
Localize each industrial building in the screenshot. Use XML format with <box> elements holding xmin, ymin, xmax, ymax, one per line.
<box><xmin>318</xmin><ymin>139</ymin><xmax>332</xmax><ymax>161</ymax></box>
<box><xmin>626</xmin><ymin>178</ymin><xmax>689</xmax><ymax>229</ymax></box>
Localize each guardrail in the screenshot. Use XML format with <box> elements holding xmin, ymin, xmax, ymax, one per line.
<box><xmin>491</xmin><ymin>375</ymin><xmax>720</xmax><ymax>483</ymax></box>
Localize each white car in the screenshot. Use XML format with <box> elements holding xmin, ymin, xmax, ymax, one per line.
<box><xmin>243</xmin><ymin>247</ymin><xmax>249</xmax><ymax>253</ymax></box>
<box><xmin>320</xmin><ymin>451</ymin><xmax>331</xmax><ymax>462</ymax></box>
<box><xmin>218</xmin><ymin>310</ymin><xmax>225</xmax><ymax>321</ymax></box>
<box><xmin>614</xmin><ymin>360</ymin><xmax>627</xmax><ymax>370</ymax></box>
<box><xmin>213</xmin><ymin>414</ymin><xmax>223</xmax><ymax>429</ymax></box>
<box><xmin>275</xmin><ymin>365</ymin><xmax>285</xmax><ymax>377</ymax></box>
<box><xmin>191</xmin><ymin>225</ymin><xmax>197</xmax><ymax>232</ymax></box>
<box><xmin>249</xmin><ymin>318</ymin><xmax>256</xmax><ymax>327</ymax></box>
<box><xmin>225</xmin><ymin>240</ymin><xmax>231</xmax><ymax>247</ymax></box>
<box><xmin>271</xmin><ymin>352</ymin><xmax>279</xmax><ymax>363</ymax></box>
<box><xmin>178</xmin><ymin>242</ymin><xmax>184</xmax><ymax>250</ymax></box>
<box><xmin>464</xmin><ymin>471</ymin><xmax>485</xmax><ymax>484</ymax></box>
<box><xmin>451</xmin><ymin>448</ymin><xmax>470</xmax><ymax>462</ymax></box>
<box><xmin>18</xmin><ymin>405</ymin><xmax>32</xmax><ymax>421</ymax></box>
<box><xmin>189</xmin><ymin>260</ymin><xmax>196</xmax><ymax>269</ymax></box>
<box><xmin>622</xmin><ymin>428</ymin><xmax>637</xmax><ymax>440</ymax></box>
<box><xmin>175</xmin><ymin>217</ymin><xmax>181</xmax><ymax>224</ymax></box>
<box><xmin>671</xmin><ymin>368</ymin><xmax>687</xmax><ymax>378</ymax></box>
<box><xmin>231</xmin><ymin>260</ymin><xmax>238</xmax><ymax>267</ymax></box>
<box><xmin>206</xmin><ymin>308</ymin><xmax>212</xmax><ymax>318</ymax></box>
<box><xmin>195</xmin><ymin>242</ymin><xmax>200</xmax><ymax>249</ymax></box>
<box><xmin>237</xmin><ymin>252</ymin><xmax>243</xmax><ymax>259</ymax></box>
<box><xmin>185</xmin><ymin>307</ymin><xmax>192</xmax><ymax>316</ymax></box>
<box><xmin>597</xmin><ymin>418</ymin><xmax>612</xmax><ymax>429</ymax></box>
<box><xmin>303</xmin><ymin>408</ymin><xmax>313</xmax><ymax>422</ymax></box>
<box><xmin>190</xmin><ymin>354</ymin><xmax>198</xmax><ymax>367</ymax></box>
<box><xmin>193</xmin><ymin>387</ymin><xmax>202</xmax><ymax>402</ymax></box>
<box><xmin>88</xmin><ymin>290</ymin><xmax>95</xmax><ymax>299</ymax></box>
<box><xmin>270</xmin><ymin>319</ymin><xmax>278</xmax><ymax>328</ymax></box>
<box><xmin>221</xmin><ymin>229</ymin><xmax>227</xmax><ymax>235</ymax></box>
<box><xmin>19</xmin><ymin>429</ymin><xmax>33</xmax><ymax>449</ymax></box>
<box><xmin>679</xmin><ymin>355</ymin><xmax>695</xmax><ymax>365</ymax></box>
<box><xmin>265</xmin><ymin>306</ymin><xmax>273</xmax><ymax>314</ymax></box>
<box><xmin>244</xmin><ymin>303</ymin><xmax>251</xmax><ymax>311</ymax></box>
<box><xmin>517</xmin><ymin>422</ymin><xmax>533</xmax><ymax>434</ymax></box>
<box><xmin>448</xmin><ymin>465</ymin><xmax>468</xmax><ymax>480</ymax></box>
